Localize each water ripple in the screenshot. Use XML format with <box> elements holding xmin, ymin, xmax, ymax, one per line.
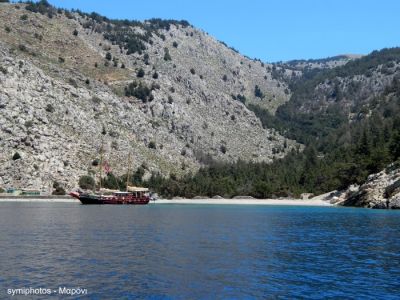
<box><xmin>0</xmin><ymin>203</ymin><xmax>399</xmax><ymax>299</ymax></box>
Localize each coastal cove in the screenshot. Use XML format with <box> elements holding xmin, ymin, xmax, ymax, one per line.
<box><xmin>1</xmin><ymin>1</ymin><xmax>400</xmax><ymax>299</ymax></box>
<box><xmin>0</xmin><ymin>202</ymin><xmax>399</xmax><ymax>298</ymax></box>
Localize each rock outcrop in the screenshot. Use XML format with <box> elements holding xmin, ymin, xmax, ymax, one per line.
<box><xmin>341</xmin><ymin>165</ymin><xmax>400</xmax><ymax>209</ymax></box>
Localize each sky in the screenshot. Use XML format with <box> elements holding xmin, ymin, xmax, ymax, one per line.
<box><xmin>47</xmin><ymin>0</ymin><xmax>400</xmax><ymax>62</ymax></box>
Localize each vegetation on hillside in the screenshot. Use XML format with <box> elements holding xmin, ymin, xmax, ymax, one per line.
<box><xmin>22</xmin><ymin>0</ymin><xmax>190</xmax><ymax>56</ymax></box>
<box><xmin>16</xmin><ymin>2</ymin><xmax>400</xmax><ymax>198</ymax></box>
<box><xmin>141</xmin><ymin>77</ymin><xmax>400</xmax><ymax>198</ymax></box>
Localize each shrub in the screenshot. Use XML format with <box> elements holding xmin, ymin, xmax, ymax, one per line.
<box><xmin>78</xmin><ymin>175</ymin><xmax>95</xmax><ymax>190</ymax></box>
<box><xmin>25</xmin><ymin>0</ymin><xmax>53</xmax><ymax>16</ymax></box>
<box><xmin>34</xmin><ymin>33</ymin><xmax>42</xmax><ymax>40</ymax></box>
<box><xmin>105</xmin><ymin>52</ymin><xmax>112</xmax><ymax>61</ymax></box>
<box><xmin>25</xmin><ymin>120</ymin><xmax>33</xmax><ymax>128</ymax></box>
<box><xmin>125</xmin><ymin>81</ymin><xmax>152</xmax><ymax>103</ymax></box>
<box><xmin>94</xmin><ymin>62</ymin><xmax>98</xmax><ymax>68</ymax></box>
<box><xmin>190</xmin><ymin>68</ymin><xmax>195</xmax><ymax>75</ymax></box>
<box><xmin>68</xmin><ymin>78</ymin><xmax>78</xmax><ymax>88</ymax></box>
<box><xmin>91</xmin><ymin>96</ymin><xmax>101</xmax><ymax>104</ymax></box>
<box><xmin>73</xmin><ymin>29</ymin><xmax>78</xmax><ymax>36</ymax></box>
<box><xmin>172</xmin><ymin>41</ymin><xmax>178</xmax><ymax>48</ymax></box>
<box><xmin>20</xmin><ymin>14</ymin><xmax>28</xmax><ymax>21</ymax></box>
<box><xmin>58</xmin><ymin>56</ymin><xmax>65</xmax><ymax>63</ymax></box>
<box><xmin>18</xmin><ymin>44</ymin><xmax>27</xmax><ymax>52</ymax></box>
<box><xmin>254</xmin><ymin>85</ymin><xmax>264</xmax><ymax>98</ymax></box>
<box><xmin>64</xmin><ymin>10</ymin><xmax>73</xmax><ymax>19</ymax></box>
<box><xmin>45</xmin><ymin>104</ymin><xmax>54</xmax><ymax>113</ymax></box>
<box><xmin>222</xmin><ymin>74</ymin><xmax>228</xmax><ymax>81</ymax></box>
<box><xmin>0</xmin><ymin>65</ymin><xmax>7</xmax><ymax>74</ymax></box>
<box><xmin>5</xmin><ymin>26</ymin><xmax>11</xmax><ymax>33</ymax></box>
<box><xmin>151</xmin><ymin>82</ymin><xmax>160</xmax><ymax>90</ymax></box>
<box><xmin>121</xmin><ymin>63</ymin><xmax>125</xmax><ymax>69</ymax></box>
<box><xmin>148</xmin><ymin>141</ymin><xmax>156</xmax><ymax>149</ymax></box>
<box><xmin>137</xmin><ymin>68</ymin><xmax>145</xmax><ymax>78</ymax></box>
<box><xmin>12</xmin><ymin>152</ymin><xmax>21</xmax><ymax>160</ymax></box>
<box><xmin>152</xmin><ymin>72</ymin><xmax>158</xmax><ymax>79</ymax></box>
<box><xmin>220</xmin><ymin>145</ymin><xmax>227</xmax><ymax>154</ymax></box>
<box><xmin>52</xmin><ymin>182</ymin><xmax>66</xmax><ymax>195</ymax></box>
<box><xmin>143</xmin><ymin>53</ymin><xmax>149</xmax><ymax>65</ymax></box>
<box><xmin>236</xmin><ymin>94</ymin><xmax>246</xmax><ymax>103</ymax></box>
<box><xmin>163</xmin><ymin>48</ymin><xmax>172</xmax><ymax>61</ymax></box>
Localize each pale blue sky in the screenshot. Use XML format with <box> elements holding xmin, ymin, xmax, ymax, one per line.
<box><xmin>47</xmin><ymin>0</ymin><xmax>400</xmax><ymax>62</ymax></box>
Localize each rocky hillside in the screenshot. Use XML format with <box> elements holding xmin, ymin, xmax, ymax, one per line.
<box><xmin>0</xmin><ymin>2</ymin><xmax>296</xmax><ymax>191</ymax></box>
<box><xmin>278</xmin><ymin>55</ymin><xmax>361</xmax><ymax>71</ymax></box>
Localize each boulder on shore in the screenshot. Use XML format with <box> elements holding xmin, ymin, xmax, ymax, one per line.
<box><xmin>232</xmin><ymin>195</ymin><xmax>255</xmax><ymax>199</ymax></box>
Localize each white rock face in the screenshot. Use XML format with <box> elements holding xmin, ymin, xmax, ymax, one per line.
<box><xmin>341</xmin><ymin>165</ymin><xmax>400</xmax><ymax>209</ymax></box>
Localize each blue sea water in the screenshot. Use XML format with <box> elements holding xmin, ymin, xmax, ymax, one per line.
<box><xmin>0</xmin><ymin>203</ymin><xmax>399</xmax><ymax>299</ymax></box>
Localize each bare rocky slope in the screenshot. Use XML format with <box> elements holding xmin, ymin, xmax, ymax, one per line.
<box><xmin>0</xmin><ymin>2</ymin><xmax>296</xmax><ymax>191</ymax></box>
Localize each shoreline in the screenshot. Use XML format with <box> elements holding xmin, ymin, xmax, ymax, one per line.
<box><xmin>153</xmin><ymin>198</ymin><xmax>332</xmax><ymax>206</ymax></box>
<box><xmin>0</xmin><ymin>197</ymin><xmax>80</xmax><ymax>203</ymax></box>
<box><xmin>0</xmin><ymin>196</ymin><xmax>332</xmax><ymax>206</ymax></box>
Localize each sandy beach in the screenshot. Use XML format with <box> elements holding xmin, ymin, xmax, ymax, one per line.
<box><xmin>0</xmin><ymin>197</ymin><xmax>80</xmax><ymax>203</ymax></box>
<box><xmin>153</xmin><ymin>198</ymin><xmax>332</xmax><ymax>206</ymax></box>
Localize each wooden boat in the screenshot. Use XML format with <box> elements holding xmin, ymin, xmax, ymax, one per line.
<box><xmin>69</xmin><ymin>186</ymin><xmax>150</xmax><ymax>205</ymax></box>
<box><xmin>69</xmin><ymin>137</ymin><xmax>150</xmax><ymax>205</ymax></box>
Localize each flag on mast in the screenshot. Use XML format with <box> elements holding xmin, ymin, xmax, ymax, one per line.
<box><xmin>103</xmin><ymin>161</ymin><xmax>111</xmax><ymax>174</ymax></box>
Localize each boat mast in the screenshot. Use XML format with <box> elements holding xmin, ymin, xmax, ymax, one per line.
<box><xmin>126</xmin><ymin>152</ymin><xmax>132</xmax><ymax>192</ymax></box>
<box><xmin>99</xmin><ymin>138</ymin><xmax>104</xmax><ymax>191</ymax></box>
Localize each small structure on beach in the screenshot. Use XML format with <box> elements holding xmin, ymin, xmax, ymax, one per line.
<box><xmin>301</xmin><ymin>193</ymin><xmax>314</xmax><ymax>200</ymax></box>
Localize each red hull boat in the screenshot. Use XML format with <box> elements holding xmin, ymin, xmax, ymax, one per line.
<box><xmin>69</xmin><ymin>187</ymin><xmax>150</xmax><ymax>205</ymax></box>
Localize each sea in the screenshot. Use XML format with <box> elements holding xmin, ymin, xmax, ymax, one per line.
<box><xmin>0</xmin><ymin>202</ymin><xmax>399</xmax><ymax>299</ymax></box>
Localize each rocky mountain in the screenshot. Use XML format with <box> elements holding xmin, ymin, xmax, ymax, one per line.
<box><xmin>281</xmin><ymin>48</ymin><xmax>400</xmax><ymax>119</ymax></box>
<box><xmin>0</xmin><ymin>1</ymin><xmax>296</xmax><ymax>191</ymax></box>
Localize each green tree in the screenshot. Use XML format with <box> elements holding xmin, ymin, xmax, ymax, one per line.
<box><xmin>78</xmin><ymin>175</ymin><xmax>95</xmax><ymax>190</ymax></box>
<box><xmin>163</xmin><ymin>48</ymin><xmax>171</xmax><ymax>61</ymax></box>
<box><xmin>137</xmin><ymin>68</ymin><xmax>145</xmax><ymax>78</ymax></box>
<box><xmin>254</xmin><ymin>85</ymin><xmax>264</xmax><ymax>98</ymax></box>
